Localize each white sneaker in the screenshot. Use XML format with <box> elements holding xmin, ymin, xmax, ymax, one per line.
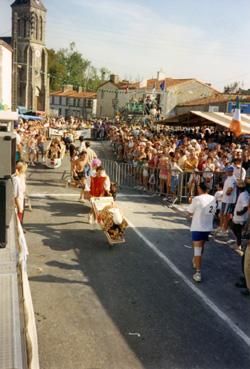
<box><xmin>193</xmin><ymin>272</ymin><xmax>202</xmax><ymax>283</ymax></box>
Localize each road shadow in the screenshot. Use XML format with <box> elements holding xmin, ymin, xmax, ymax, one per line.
<box><xmin>29</xmin><ymin>274</ymin><xmax>88</xmax><ymax>285</ymax></box>
<box><xmin>25</xmin><ymin>190</ymin><xmax>250</xmax><ymax>369</ymax></box>
<box><xmin>26</xmin><ymin>221</ymin><xmax>250</xmax><ymax>369</ymax></box>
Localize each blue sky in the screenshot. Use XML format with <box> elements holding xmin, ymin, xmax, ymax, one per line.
<box><xmin>1</xmin><ymin>0</ymin><xmax>250</xmax><ymax>90</ymax></box>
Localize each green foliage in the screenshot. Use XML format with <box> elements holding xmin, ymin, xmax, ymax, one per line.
<box><xmin>47</xmin><ymin>42</ymin><xmax>110</xmax><ymax>92</ymax></box>
<box><xmin>224</xmin><ymin>81</ymin><xmax>240</xmax><ymax>94</ymax></box>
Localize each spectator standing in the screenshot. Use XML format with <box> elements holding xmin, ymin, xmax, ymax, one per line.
<box><xmin>233</xmin><ymin>158</ymin><xmax>246</xmax><ymax>182</ymax></box>
<box><xmin>85</xmin><ymin>142</ymin><xmax>97</xmax><ymax>166</ymax></box>
<box><xmin>37</xmin><ymin>132</ymin><xmax>46</xmax><ymax>163</ymax></box>
<box><xmin>78</xmin><ymin>136</ymin><xmax>86</xmax><ymax>153</ymax></box>
<box><xmin>12</xmin><ymin>170</ymin><xmax>22</xmax><ymax>223</ymax></box>
<box><xmin>231</xmin><ymin>181</ymin><xmax>249</xmax><ymax>250</ymax></box>
<box><xmin>27</xmin><ymin>134</ymin><xmax>38</xmax><ymax>166</ymax></box>
<box><xmin>241</xmin><ymin>206</ymin><xmax>250</xmax><ymax>297</ymax></box>
<box><xmin>220</xmin><ymin>166</ymin><xmax>237</xmax><ymax>234</ymax></box>
<box><xmin>15</xmin><ymin>161</ymin><xmax>27</xmax><ymax>224</ymax></box>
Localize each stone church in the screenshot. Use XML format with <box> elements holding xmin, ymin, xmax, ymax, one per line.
<box><xmin>1</xmin><ymin>0</ymin><xmax>49</xmax><ymax>112</ymax></box>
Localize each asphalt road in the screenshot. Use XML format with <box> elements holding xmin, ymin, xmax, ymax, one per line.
<box><xmin>24</xmin><ymin>141</ymin><xmax>250</xmax><ymax>369</ymax></box>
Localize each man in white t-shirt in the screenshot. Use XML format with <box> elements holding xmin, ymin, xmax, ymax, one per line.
<box><xmin>233</xmin><ymin>158</ymin><xmax>246</xmax><ymax>181</ymax></box>
<box><xmin>231</xmin><ymin>182</ymin><xmax>249</xmax><ymax>249</ymax></box>
<box><xmin>187</xmin><ymin>182</ymin><xmax>216</xmax><ymax>283</ymax></box>
<box><xmin>220</xmin><ymin>166</ymin><xmax>237</xmax><ymax>234</ymax></box>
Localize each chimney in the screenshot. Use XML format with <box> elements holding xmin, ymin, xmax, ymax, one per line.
<box><xmin>110</xmin><ymin>74</ymin><xmax>119</xmax><ymax>84</ymax></box>
<box><xmin>157</xmin><ymin>71</ymin><xmax>160</xmax><ymax>80</ymax></box>
<box><xmin>78</xmin><ymin>86</ymin><xmax>83</xmax><ymax>93</ymax></box>
<box><xmin>62</xmin><ymin>84</ymin><xmax>73</xmax><ymax>92</ymax></box>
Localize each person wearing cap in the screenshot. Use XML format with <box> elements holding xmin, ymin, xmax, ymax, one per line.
<box><xmin>231</xmin><ymin>181</ymin><xmax>249</xmax><ymax>250</ymax></box>
<box><xmin>220</xmin><ymin>166</ymin><xmax>237</xmax><ymax>234</ymax></box>
<box><xmin>187</xmin><ymin>182</ymin><xmax>216</xmax><ymax>283</ymax></box>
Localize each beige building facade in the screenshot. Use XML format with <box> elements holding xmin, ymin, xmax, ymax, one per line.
<box><xmin>50</xmin><ymin>86</ymin><xmax>97</xmax><ymax>118</ymax></box>
<box><xmin>97</xmin><ymin>75</ymin><xmax>218</xmax><ymax>119</ymax></box>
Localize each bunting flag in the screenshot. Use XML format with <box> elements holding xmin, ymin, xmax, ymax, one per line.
<box><xmin>229</xmin><ymin>97</ymin><xmax>242</xmax><ymax>137</ymax></box>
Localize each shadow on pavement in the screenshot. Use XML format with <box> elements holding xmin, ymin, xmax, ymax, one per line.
<box><xmin>26</xmin><ymin>210</ymin><xmax>250</xmax><ymax>369</ymax></box>
<box><xmin>29</xmin><ymin>274</ymin><xmax>89</xmax><ymax>285</ymax></box>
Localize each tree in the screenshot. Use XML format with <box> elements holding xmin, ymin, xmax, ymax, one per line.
<box><xmin>224</xmin><ymin>81</ymin><xmax>240</xmax><ymax>94</ymax></box>
<box><xmin>47</xmin><ymin>48</ymin><xmax>67</xmax><ymax>91</ymax></box>
<box><xmin>47</xmin><ymin>42</ymin><xmax>110</xmax><ymax>92</ymax></box>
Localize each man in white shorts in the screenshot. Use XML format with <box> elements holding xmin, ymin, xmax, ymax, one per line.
<box><xmin>187</xmin><ymin>182</ymin><xmax>216</xmax><ymax>283</ymax></box>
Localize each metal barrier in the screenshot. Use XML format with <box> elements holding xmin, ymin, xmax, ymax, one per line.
<box><xmin>101</xmin><ymin>159</ymin><xmax>225</xmax><ymax>204</ymax></box>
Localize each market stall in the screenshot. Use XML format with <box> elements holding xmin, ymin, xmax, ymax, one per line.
<box><xmin>160</xmin><ymin>111</ymin><xmax>250</xmax><ymax>134</ymax></box>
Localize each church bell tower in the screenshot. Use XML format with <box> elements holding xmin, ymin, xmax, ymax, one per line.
<box><xmin>11</xmin><ymin>0</ymin><xmax>49</xmax><ymax>112</ymax></box>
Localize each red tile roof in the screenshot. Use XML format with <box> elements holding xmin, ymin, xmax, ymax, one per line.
<box><xmin>117</xmin><ymin>82</ymin><xmax>140</xmax><ymax>90</ymax></box>
<box><xmin>147</xmin><ymin>78</ymin><xmax>193</xmax><ymax>89</ymax></box>
<box><xmin>177</xmin><ymin>94</ymin><xmax>250</xmax><ymax>107</ymax></box>
<box><xmin>50</xmin><ymin>90</ymin><xmax>96</xmax><ymax>99</ymax></box>
<box><xmin>98</xmin><ymin>80</ymin><xmax>140</xmax><ymax>90</ymax></box>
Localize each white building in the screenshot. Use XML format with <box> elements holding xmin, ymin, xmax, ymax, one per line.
<box><xmin>97</xmin><ymin>75</ymin><xmax>145</xmax><ymax>118</ymax></box>
<box><xmin>97</xmin><ymin>75</ymin><xmax>218</xmax><ymax>119</ymax></box>
<box><xmin>50</xmin><ymin>85</ymin><xmax>97</xmax><ymax>119</ymax></box>
<box><xmin>0</xmin><ymin>40</ymin><xmax>12</xmax><ymax>110</ymax></box>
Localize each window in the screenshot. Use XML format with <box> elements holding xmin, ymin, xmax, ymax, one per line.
<box><xmin>35</xmin><ymin>14</ymin><xmax>39</xmax><ymax>39</ymax></box>
<box><xmin>17</xmin><ymin>19</ymin><xmax>21</xmax><ymax>37</ymax></box>
<box><xmin>40</xmin><ymin>16</ymin><xmax>43</xmax><ymax>41</ymax></box>
<box><xmin>86</xmin><ymin>99</ymin><xmax>92</xmax><ymax>108</ymax></box>
<box><xmin>23</xmin><ymin>19</ymin><xmax>27</xmax><ymax>38</ymax></box>
<box><xmin>101</xmin><ymin>90</ymin><xmax>104</xmax><ymax>99</ymax></box>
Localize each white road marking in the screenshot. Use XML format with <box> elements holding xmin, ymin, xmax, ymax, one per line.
<box><xmin>128</xmin><ymin>332</ymin><xmax>141</xmax><ymax>338</ymax></box>
<box><xmin>127</xmin><ymin>219</ymin><xmax>250</xmax><ymax>349</ymax></box>
<box><xmin>183</xmin><ymin>244</ymin><xmax>192</xmax><ymax>249</ymax></box>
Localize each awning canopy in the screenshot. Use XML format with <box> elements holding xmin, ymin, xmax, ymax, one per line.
<box><xmin>19</xmin><ymin>114</ymin><xmax>44</xmax><ymax>121</ymax></box>
<box><xmin>161</xmin><ymin>111</ymin><xmax>250</xmax><ymax>135</ymax></box>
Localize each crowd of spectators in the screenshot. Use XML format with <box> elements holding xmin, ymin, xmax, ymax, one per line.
<box><xmin>11</xmin><ymin>115</ymin><xmax>250</xmax><ymax>295</ymax></box>
<box><xmin>109</xmin><ymin>124</ymin><xmax>250</xmax><ymax>199</ymax></box>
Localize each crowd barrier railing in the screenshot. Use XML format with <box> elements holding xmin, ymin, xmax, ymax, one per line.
<box><xmin>101</xmin><ymin>159</ymin><xmax>225</xmax><ymax>204</ymax></box>
<box><xmin>17</xmin><ymin>216</ymin><xmax>40</xmax><ymax>369</ymax></box>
